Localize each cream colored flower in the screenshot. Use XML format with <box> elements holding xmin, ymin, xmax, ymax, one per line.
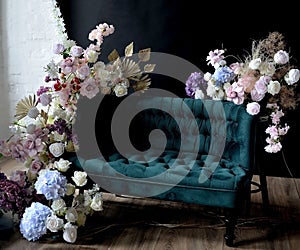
<box><xmin>267</xmin><ymin>80</ymin><xmax>281</xmax><ymax>95</ymax></box>
<box><xmin>72</xmin><ymin>171</ymin><xmax>88</xmax><ymax>187</ymax></box>
<box><xmin>53</xmin><ymin>158</ymin><xmax>71</xmax><ymax>172</ymax></box>
<box><xmin>46</xmin><ymin>214</ymin><xmax>64</xmax><ymax>232</ymax></box>
<box><xmin>90</xmin><ymin>193</ymin><xmax>103</xmax><ymax>211</ymax></box>
<box><xmin>63</xmin><ymin>222</ymin><xmax>78</xmax><ymax>243</ymax></box>
<box><xmin>51</xmin><ymin>198</ymin><xmax>66</xmax><ymax>213</ymax></box>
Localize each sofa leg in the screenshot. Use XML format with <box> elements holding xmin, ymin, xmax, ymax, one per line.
<box><xmin>224</xmin><ymin>210</ymin><xmax>237</xmax><ymax>247</ymax></box>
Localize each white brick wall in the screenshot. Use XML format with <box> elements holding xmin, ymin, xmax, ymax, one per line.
<box><xmin>0</xmin><ymin>0</ymin><xmax>61</xmax><ymax>139</ymax></box>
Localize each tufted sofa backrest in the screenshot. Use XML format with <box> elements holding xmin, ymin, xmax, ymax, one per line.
<box><xmin>129</xmin><ymin>97</ymin><xmax>256</xmax><ymax>172</ymax></box>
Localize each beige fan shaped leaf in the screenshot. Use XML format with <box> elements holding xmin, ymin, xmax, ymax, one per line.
<box><xmin>138</xmin><ymin>48</ymin><xmax>151</xmax><ymax>62</ymax></box>
<box><xmin>144</xmin><ymin>64</ymin><xmax>156</xmax><ymax>73</ymax></box>
<box><xmin>121</xmin><ymin>58</ymin><xmax>141</xmax><ymax>78</ymax></box>
<box><xmin>15</xmin><ymin>95</ymin><xmax>38</xmax><ymax>120</ymax></box>
<box><xmin>125</xmin><ymin>42</ymin><xmax>134</xmax><ymax>57</ymax></box>
<box><xmin>108</xmin><ymin>49</ymin><xmax>120</xmax><ymax>62</ymax></box>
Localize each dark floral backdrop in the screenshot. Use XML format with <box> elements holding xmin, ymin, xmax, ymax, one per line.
<box><xmin>57</xmin><ymin>0</ymin><xmax>300</xmax><ymax>177</ymax></box>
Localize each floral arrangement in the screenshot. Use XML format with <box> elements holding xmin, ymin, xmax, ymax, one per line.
<box><xmin>0</xmin><ymin>3</ymin><xmax>154</xmax><ymax>244</ymax></box>
<box><xmin>185</xmin><ymin>32</ymin><xmax>300</xmax><ymax>153</ymax></box>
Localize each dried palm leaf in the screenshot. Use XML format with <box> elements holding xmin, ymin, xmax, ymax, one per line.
<box><xmin>121</xmin><ymin>58</ymin><xmax>141</xmax><ymax>78</ymax></box>
<box><xmin>15</xmin><ymin>95</ymin><xmax>38</xmax><ymax>120</ymax></box>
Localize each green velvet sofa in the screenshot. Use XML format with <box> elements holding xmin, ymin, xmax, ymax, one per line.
<box><xmin>71</xmin><ymin>95</ymin><xmax>257</xmax><ymax>247</ymax></box>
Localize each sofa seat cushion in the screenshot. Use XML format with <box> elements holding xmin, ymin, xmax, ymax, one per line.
<box><xmin>77</xmin><ymin>149</ymin><xmax>247</xmax><ymax>192</ymax></box>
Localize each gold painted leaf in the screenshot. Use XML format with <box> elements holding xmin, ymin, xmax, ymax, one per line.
<box><xmin>125</xmin><ymin>42</ymin><xmax>134</xmax><ymax>57</ymax></box>
<box><xmin>40</xmin><ymin>109</ymin><xmax>48</xmax><ymax>122</ymax></box>
<box><xmin>133</xmin><ymin>75</ymin><xmax>151</xmax><ymax>92</ymax></box>
<box><xmin>108</xmin><ymin>49</ymin><xmax>120</xmax><ymax>62</ymax></box>
<box><xmin>144</xmin><ymin>64</ymin><xmax>156</xmax><ymax>73</ymax></box>
<box><xmin>138</xmin><ymin>48</ymin><xmax>151</xmax><ymax>62</ymax></box>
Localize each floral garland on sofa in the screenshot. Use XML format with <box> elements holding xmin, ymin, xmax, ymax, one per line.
<box><xmin>0</xmin><ymin>3</ymin><xmax>154</xmax><ymax>243</ymax></box>
<box><xmin>185</xmin><ymin>32</ymin><xmax>300</xmax><ymax>153</ymax></box>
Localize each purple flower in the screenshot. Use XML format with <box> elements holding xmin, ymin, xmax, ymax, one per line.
<box><xmin>38</xmin><ymin>93</ymin><xmax>52</xmax><ymax>106</ymax></box>
<box><xmin>19</xmin><ymin>202</ymin><xmax>52</xmax><ymax>241</ymax></box>
<box><xmin>185</xmin><ymin>72</ymin><xmax>207</xmax><ymax>98</ymax></box>
<box><xmin>53</xmin><ymin>43</ymin><xmax>65</xmax><ymax>54</ymax></box>
<box><xmin>35</xmin><ymin>169</ymin><xmax>67</xmax><ymax>200</ymax></box>
<box><xmin>0</xmin><ymin>173</ymin><xmax>43</xmax><ymax>218</ymax></box>
<box><xmin>37</xmin><ymin>86</ymin><xmax>51</xmax><ymax>96</ymax></box>
<box><xmin>212</xmin><ymin>66</ymin><xmax>235</xmax><ymax>87</ymax></box>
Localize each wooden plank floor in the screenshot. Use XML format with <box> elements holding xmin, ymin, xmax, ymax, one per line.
<box><xmin>1</xmin><ymin>160</ymin><xmax>300</xmax><ymax>250</ymax></box>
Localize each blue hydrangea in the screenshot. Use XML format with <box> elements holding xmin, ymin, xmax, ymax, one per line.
<box><xmin>212</xmin><ymin>66</ymin><xmax>235</xmax><ymax>87</ymax></box>
<box><xmin>185</xmin><ymin>72</ymin><xmax>207</xmax><ymax>98</ymax></box>
<box><xmin>35</xmin><ymin>169</ymin><xmax>67</xmax><ymax>200</ymax></box>
<box><xmin>19</xmin><ymin>202</ymin><xmax>52</xmax><ymax>241</ymax></box>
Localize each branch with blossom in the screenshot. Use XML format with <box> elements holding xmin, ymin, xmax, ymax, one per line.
<box><xmin>185</xmin><ymin>32</ymin><xmax>300</xmax><ymax>153</ymax></box>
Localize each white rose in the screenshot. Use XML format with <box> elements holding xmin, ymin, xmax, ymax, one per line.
<box><xmin>49</xmin><ymin>142</ymin><xmax>65</xmax><ymax>157</ymax></box>
<box><xmin>54</xmin><ymin>158</ymin><xmax>71</xmax><ymax>172</ymax></box>
<box><xmin>65</xmin><ymin>207</ymin><xmax>78</xmax><ymax>223</ymax></box>
<box><xmin>46</xmin><ymin>214</ymin><xmax>64</xmax><ymax>232</ymax></box>
<box><xmin>72</xmin><ymin>171</ymin><xmax>88</xmax><ymax>187</ymax></box>
<box><xmin>267</xmin><ymin>80</ymin><xmax>281</xmax><ymax>95</ymax></box>
<box><xmin>284</xmin><ymin>69</ymin><xmax>300</xmax><ymax>85</ymax></box>
<box><xmin>65</xmin><ymin>183</ymin><xmax>76</xmax><ymax>196</ymax></box>
<box><xmin>274</xmin><ymin>50</ymin><xmax>289</xmax><ymax>64</ymax></box>
<box><xmin>63</xmin><ymin>222</ymin><xmax>78</xmax><ymax>243</ymax></box>
<box><xmin>249</xmin><ymin>58</ymin><xmax>261</xmax><ymax>70</ymax></box>
<box><xmin>51</xmin><ymin>198</ymin><xmax>66</xmax><ymax>212</ymax></box>
<box><xmin>114</xmin><ymin>84</ymin><xmax>128</xmax><ymax>97</ymax></box>
<box><xmin>90</xmin><ymin>193</ymin><xmax>103</xmax><ymax>211</ymax></box>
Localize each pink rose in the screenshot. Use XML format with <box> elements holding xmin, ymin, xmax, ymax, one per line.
<box><xmin>254</xmin><ymin>76</ymin><xmax>269</xmax><ymax>94</ymax></box>
<box><xmin>77</xmin><ymin>64</ymin><xmax>91</xmax><ymax>78</ymax></box>
<box><xmin>250</xmin><ymin>89</ymin><xmax>265</xmax><ymax>102</ymax></box>
<box><xmin>70</xmin><ymin>46</ymin><xmax>84</xmax><ymax>57</ymax></box>
<box><xmin>80</xmin><ymin>78</ymin><xmax>99</xmax><ymax>99</ymax></box>
<box><xmin>246</xmin><ymin>102</ymin><xmax>260</xmax><ymax>115</ymax></box>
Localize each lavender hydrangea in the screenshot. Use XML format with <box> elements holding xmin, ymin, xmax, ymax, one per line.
<box><xmin>35</xmin><ymin>169</ymin><xmax>67</xmax><ymax>200</ymax></box>
<box><xmin>185</xmin><ymin>72</ymin><xmax>208</xmax><ymax>98</ymax></box>
<box><xmin>212</xmin><ymin>66</ymin><xmax>235</xmax><ymax>87</ymax></box>
<box><xmin>19</xmin><ymin>202</ymin><xmax>52</xmax><ymax>241</ymax></box>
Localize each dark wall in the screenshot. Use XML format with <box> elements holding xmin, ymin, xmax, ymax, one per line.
<box><xmin>57</xmin><ymin>0</ymin><xmax>300</xmax><ymax>178</ymax></box>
